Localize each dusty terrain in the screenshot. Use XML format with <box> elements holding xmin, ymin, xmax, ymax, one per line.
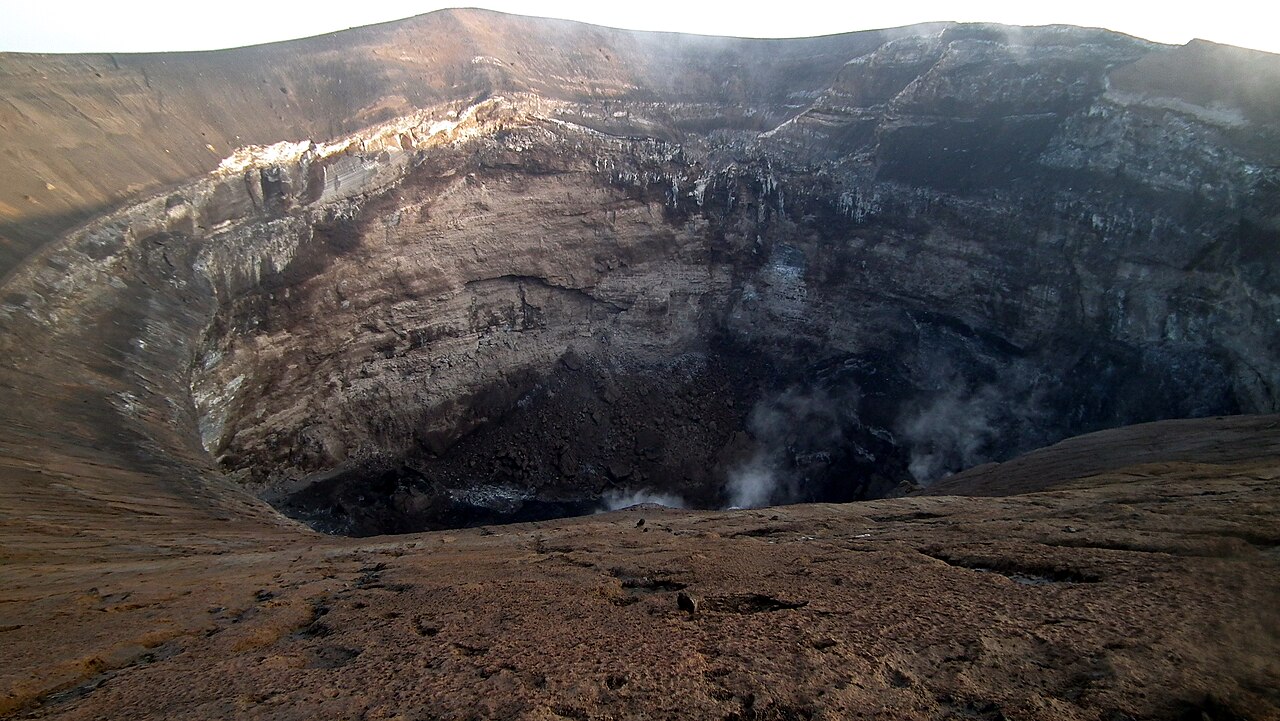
<box><xmin>2</xmin><ymin>416</ymin><xmax>1279</xmax><ymax>720</ymax></box>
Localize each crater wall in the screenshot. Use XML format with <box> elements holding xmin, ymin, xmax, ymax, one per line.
<box><xmin>1</xmin><ymin>17</ymin><xmax>1276</xmax><ymax>535</ymax></box>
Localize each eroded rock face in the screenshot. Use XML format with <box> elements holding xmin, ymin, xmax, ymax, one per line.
<box><xmin>1</xmin><ymin>18</ymin><xmax>1277</xmax><ymax>535</ymax></box>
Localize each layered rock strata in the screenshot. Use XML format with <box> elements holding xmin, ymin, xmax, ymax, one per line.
<box><xmin>0</xmin><ymin>17</ymin><xmax>1276</xmax><ymax>533</ymax></box>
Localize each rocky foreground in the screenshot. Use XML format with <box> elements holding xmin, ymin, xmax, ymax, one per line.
<box><xmin>2</xmin><ymin>415</ymin><xmax>1279</xmax><ymax>720</ymax></box>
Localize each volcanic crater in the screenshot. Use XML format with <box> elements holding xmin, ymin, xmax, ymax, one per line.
<box><xmin>4</xmin><ymin>19</ymin><xmax>1277</xmax><ymax>535</ymax></box>
<box><xmin>185</xmin><ymin>116</ymin><xmax>1252</xmax><ymax>536</ymax></box>
<box><xmin>1</xmin><ymin>10</ymin><xmax>1279</xmax><ymax>720</ymax></box>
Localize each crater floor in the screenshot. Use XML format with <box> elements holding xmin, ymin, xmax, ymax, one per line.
<box><xmin>2</xmin><ymin>417</ymin><xmax>1279</xmax><ymax>720</ymax></box>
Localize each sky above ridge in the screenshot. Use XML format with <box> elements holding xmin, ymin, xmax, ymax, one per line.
<box><xmin>1</xmin><ymin>0</ymin><xmax>1277</xmax><ymax>55</ymax></box>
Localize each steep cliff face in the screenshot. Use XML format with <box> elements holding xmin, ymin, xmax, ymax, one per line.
<box><xmin>0</xmin><ymin>14</ymin><xmax>1277</xmax><ymax>535</ymax></box>
<box><xmin>0</xmin><ymin>10</ymin><xmax>902</xmax><ymax>275</ymax></box>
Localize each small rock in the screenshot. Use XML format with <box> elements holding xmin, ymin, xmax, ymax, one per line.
<box><xmin>676</xmin><ymin>591</ymin><xmax>699</xmax><ymax>614</ymax></box>
<box><xmin>635</xmin><ymin>518</ymin><xmax>645</xmax><ymax>528</ymax></box>
<box><xmin>560</xmin><ymin>349</ymin><xmax>584</xmax><ymax>371</ymax></box>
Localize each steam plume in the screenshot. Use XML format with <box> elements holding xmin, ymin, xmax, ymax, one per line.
<box><xmin>725</xmin><ymin>385</ymin><xmax>859</xmax><ymax>509</ymax></box>
<box><xmin>600</xmin><ymin>489</ymin><xmax>686</xmax><ymax>512</ymax></box>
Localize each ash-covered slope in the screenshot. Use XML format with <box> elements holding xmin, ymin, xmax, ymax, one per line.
<box><xmin>0</xmin><ymin>11</ymin><xmax>1277</xmax><ymax>536</ymax></box>
<box><xmin>3</xmin><ymin>417</ymin><xmax>1280</xmax><ymax>720</ymax></box>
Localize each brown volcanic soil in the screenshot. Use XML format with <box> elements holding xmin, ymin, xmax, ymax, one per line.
<box><xmin>925</xmin><ymin>415</ymin><xmax>1280</xmax><ymax>497</ymax></box>
<box><xmin>3</xmin><ymin>416</ymin><xmax>1279</xmax><ymax>720</ymax></box>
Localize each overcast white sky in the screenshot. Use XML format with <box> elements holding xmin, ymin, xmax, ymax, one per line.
<box><xmin>1</xmin><ymin>0</ymin><xmax>1277</xmax><ymax>55</ymax></box>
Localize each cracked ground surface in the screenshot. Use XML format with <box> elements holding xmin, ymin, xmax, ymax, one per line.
<box><xmin>3</xmin><ymin>416</ymin><xmax>1279</xmax><ymax>720</ymax></box>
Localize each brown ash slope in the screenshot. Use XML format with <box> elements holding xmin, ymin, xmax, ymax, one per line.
<box><xmin>1</xmin><ymin>417</ymin><xmax>1279</xmax><ymax>720</ymax></box>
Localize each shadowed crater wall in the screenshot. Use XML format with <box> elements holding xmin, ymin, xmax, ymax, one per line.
<box><xmin>1</xmin><ymin>16</ymin><xmax>1276</xmax><ymax>536</ymax></box>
